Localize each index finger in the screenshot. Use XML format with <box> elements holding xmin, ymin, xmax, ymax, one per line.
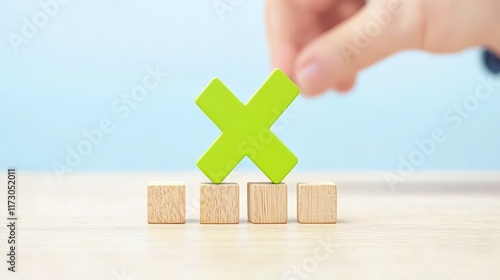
<box><xmin>265</xmin><ymin>0</ymin><xmax>301</xmax><ymax>80</ymax></box>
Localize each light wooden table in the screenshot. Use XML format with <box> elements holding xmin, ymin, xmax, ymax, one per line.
<box><xmin>1</xmin><ymin>172</ymin><xmax>499</xmax><ymax>280</ymax></box>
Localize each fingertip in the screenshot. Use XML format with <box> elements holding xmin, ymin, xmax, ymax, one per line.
<box><xmin>270</xmin><ymin>43</ymin><xmax>298</xmax><ymax>81</ymax></box>
<box><xmin>295</xmin><ymin>51</ymin><xmax>356</xmax><ymax>96</ymax></box>
<box><xmin>296</xmin><ymin>59</ymin><xmax>330</xmax><ymax>96</ymax></box>
<box><xmin>335</xmin><ymin>78</ymin><xmax>356</xmax><ymax>93</ymax></box>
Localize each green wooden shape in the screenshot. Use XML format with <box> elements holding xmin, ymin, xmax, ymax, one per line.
<box><xmin>196</xmin><ymin>69</ymin><xmax>299</xmax><ymax>184</ymax></box>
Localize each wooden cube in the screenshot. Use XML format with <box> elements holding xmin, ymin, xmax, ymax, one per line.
<box><xmin>200</xmin><ymin>183</ymin><xmax>239</xmax><ymax>224</ymax></box>
<box><xmin>247</xmin><ymin>182</ymin><xmax>287</xmax><ymax>224</ymax></box>
<box><xmin>297</xmin><ymin>182</ymin><xmax>337</xmax><ymax>224</ymax></box>
<box><xmin>147</xmin><ymin>182</ymin><xmax>185</xmax><ymax>224</ymax></box>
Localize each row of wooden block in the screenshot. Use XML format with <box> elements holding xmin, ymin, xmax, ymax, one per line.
<box><xmin>147</xmin><ymin>182</ymin><xmax>337</xmax><ymax>224</ymax></box>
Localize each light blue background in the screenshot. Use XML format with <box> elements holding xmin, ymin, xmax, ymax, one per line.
<box><xmin>1</xmin><ymin>0</ymin><xmax>500</xmax><ymax>173</ymax></box>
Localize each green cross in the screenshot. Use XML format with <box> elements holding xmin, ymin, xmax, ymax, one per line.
<box><xmin>196</xmin><ymin>69</ymin><xmax>299</xmax><ymax>184</ymax></box>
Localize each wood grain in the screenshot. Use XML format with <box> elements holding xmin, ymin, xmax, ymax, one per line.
<box><xmin>247</xmin><ymin>182</ymin><xmax>287</xmax><ymax>224</ymax></box>
<box><xmin>3</xmin><ymin>172</ymin><xmax>500</xmax><ymax>280</ymax></box>
<box><xmin>200</xmin><ymin>183</ymin><xmax>239</xmax><ymax>224</ymax></box>
<box><xmin>147</xmin><ymin>182</ymin><xmax>185</xmax><ymax>224</ymax></box>
<box><xmin>297</xmin><ymin>182</ymin><xmax>337</xmax><ymax>224</ymax></box>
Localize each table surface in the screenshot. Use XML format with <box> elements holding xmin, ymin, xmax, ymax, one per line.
<box><xmin>1</xmin><ymin>172</ymin><xmax>500</xmax><ymax>280</ymax></box>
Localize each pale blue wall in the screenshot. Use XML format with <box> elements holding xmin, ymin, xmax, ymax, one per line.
<box><xmin>1</xmin><ymin>0</ymin><xmax>500</xmax><ymax>173</ymax></box>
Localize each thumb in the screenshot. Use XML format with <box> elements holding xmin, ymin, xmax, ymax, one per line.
<box><xmin>295</xmin><ymin>0</ymin><xmax>423</xmax><ymax>95</ymax></box>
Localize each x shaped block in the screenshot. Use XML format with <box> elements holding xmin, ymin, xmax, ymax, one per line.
<box><xmin>196</xmin><ymin>69</ymin><xmax>299</xmax><ymax>184</ymax></box>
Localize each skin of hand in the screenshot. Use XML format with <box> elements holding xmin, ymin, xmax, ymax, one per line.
<box><xmin>266</xmin><ymin>0</ymin><xmax>500</xmax><ymax>95</ymax></box>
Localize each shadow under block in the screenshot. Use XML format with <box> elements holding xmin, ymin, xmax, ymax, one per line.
<box><xmin>247</xmin><ymin>183</ymin><xmax>287</xmax><ymax>224</ymax></box>
<box><xmin>147</xmin><ymin>182</ymin><xmax>185</xmax><ymax>224</ymax></box>
<box><xmin>200</xmin><ymin>183</ymin><xmax>239</xmax><ymax>224</ymax></box>
<box><xmin>297</xmin><ymin>182</ymin><xmax>337</xmax><ymax>224</ymax></box>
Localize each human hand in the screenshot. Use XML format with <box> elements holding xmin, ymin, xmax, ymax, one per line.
<box><xmin>266</xmin><ymin>0</ymin><xmax>500</xmax><ymax>95</ymax></box>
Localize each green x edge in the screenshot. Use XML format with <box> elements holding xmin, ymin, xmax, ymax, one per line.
<box><xmin>196</xmin><ymin>69</ymin><xmax>300</xmax><ymax>184</ymax></box>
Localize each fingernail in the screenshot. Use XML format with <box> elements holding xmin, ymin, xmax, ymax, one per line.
<box><xmin>297</xmin><ymin>60</ymin><xmax>325</xmax><ymax>95</ymax></box>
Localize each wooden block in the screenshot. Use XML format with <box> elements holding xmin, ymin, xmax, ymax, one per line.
<box><xmin>247</xmin><ymin>182</ymin><xmax>287</xmax><ymax>224</ymax></box>
<box><xmin>200</xmin><ymin>183</ymin><xmax>239</xmax><ymax>224</ymax></box>
<box><xmin>147</xmin><ymin>182</ymin><xmax>185</xmax><ymax>224</ymax></box>
<box><xmin>297</xmin><ymin>182</ymin><xmax>337</xmax><ymax>224</ymax></box>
